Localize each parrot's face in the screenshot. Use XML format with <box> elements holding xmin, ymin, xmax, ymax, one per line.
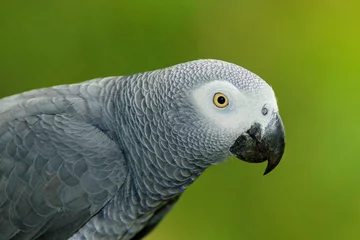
<box><xmin>159</xmin><ymin>60</ymin><xmax>285</xmax><ymax>174</ymax></box>
<box><xmin>191</xmin><ymin>79</ymin><xmax>285</xmax><ymax>174</ymax></box>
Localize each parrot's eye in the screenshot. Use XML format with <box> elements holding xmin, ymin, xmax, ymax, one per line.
<box><xmin>213</xmin><ymin>93</ymin><xmax>229</xmax><ymax>108</ymax></box>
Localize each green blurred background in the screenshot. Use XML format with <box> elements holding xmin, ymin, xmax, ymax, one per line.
<box><xmin>1</xmin><ymin>1</ymin><xmax>359</xmax><ymax>239</ymax></box>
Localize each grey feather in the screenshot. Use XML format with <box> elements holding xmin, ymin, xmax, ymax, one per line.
<box><xmin>0</xmin><ymin>80</ymin><xmax>127</xmax><ymax>239</ymax></box>
<box><xmin>132</xmin><ymin>195</ymin><xmax>181</xmax><ymax>240</ymax></box>
<box><xmin>0</xmin><ymin>59</ymin><xmax>282</xmax><ymax>240</ymax></box>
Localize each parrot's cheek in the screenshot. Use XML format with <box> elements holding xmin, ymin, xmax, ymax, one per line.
<box><xmin>229</xmin><ymin>113</ymin><xmax>285</xmax><ymax>175</ymax></box>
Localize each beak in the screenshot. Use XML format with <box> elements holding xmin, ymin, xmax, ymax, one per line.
<box><xmin>229</xmin><ymin>113</ymin><xmax>285</xmax><ymax>175</ymax></box>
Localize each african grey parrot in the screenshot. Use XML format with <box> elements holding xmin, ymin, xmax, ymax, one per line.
<box><xmin>0</xmin><ymin>59</ymin><xmax>285</xmax><ymax>240</ymax></box>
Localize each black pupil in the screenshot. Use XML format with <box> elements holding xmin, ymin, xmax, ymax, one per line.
<box><xmin>217</xmin><ymin>96</ymin><xmax>226</xmax><ymax>104</ymax></box>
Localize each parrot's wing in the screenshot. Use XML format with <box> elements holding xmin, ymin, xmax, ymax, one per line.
<box><xmin>0</xmin><ymin>96</ymin><xmax>127</xmax><ymax>240</ymax></box>
<box><xmin>132</xmin><ymin>195</ymin><xmax>181</xmax><ymax>240</ymax></box>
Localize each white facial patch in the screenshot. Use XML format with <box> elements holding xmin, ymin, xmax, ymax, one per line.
<box><xmin>191</xmin><ymin>80</ymin><xmax>253</xmax><ymax>134</ymax></box>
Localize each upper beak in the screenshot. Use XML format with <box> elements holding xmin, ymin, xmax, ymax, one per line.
<box><xmin>229</xmin><ymin>113</ymin><xmax>285</xmax><ymax>175</ymax></box>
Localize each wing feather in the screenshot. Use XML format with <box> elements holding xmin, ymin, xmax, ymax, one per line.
<box><xmin>0</xmin><ymin>95</ymin><xmax>127</xmax><ymax>240</ymax></box>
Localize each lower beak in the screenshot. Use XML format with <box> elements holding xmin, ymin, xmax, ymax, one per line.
<box><xmin>229</xmin><ymin>113</ymin><xmax>285</xmax><ymax>175</ymax></box>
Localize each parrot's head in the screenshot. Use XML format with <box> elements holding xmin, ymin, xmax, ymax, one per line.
<box><xmin>156</xmin><ymin>59</ymin><xmax>285</xmax><ymax>175</ymax></box>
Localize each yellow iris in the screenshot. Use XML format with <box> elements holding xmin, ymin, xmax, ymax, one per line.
<box><xmin>213</xmin><ymin>92</ymin><xmax>229</xmax><ymax>108</ymax></box>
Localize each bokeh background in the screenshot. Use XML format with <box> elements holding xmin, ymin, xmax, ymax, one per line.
<box><xmin>1</xmin><ymin>1</ymin><xmax>360</xmax><ymax>239</ymax></box>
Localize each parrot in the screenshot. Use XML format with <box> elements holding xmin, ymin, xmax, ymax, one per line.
<box><xmin>0</xmin><ymin>59</ymin><xmax>285</xmax><ymax>240</ymax></box>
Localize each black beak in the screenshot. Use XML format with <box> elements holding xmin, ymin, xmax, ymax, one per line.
<box><xmin>229</xmin><ymin>113</ymin><xmax>285</xmax><ymax>175</ymax></box>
